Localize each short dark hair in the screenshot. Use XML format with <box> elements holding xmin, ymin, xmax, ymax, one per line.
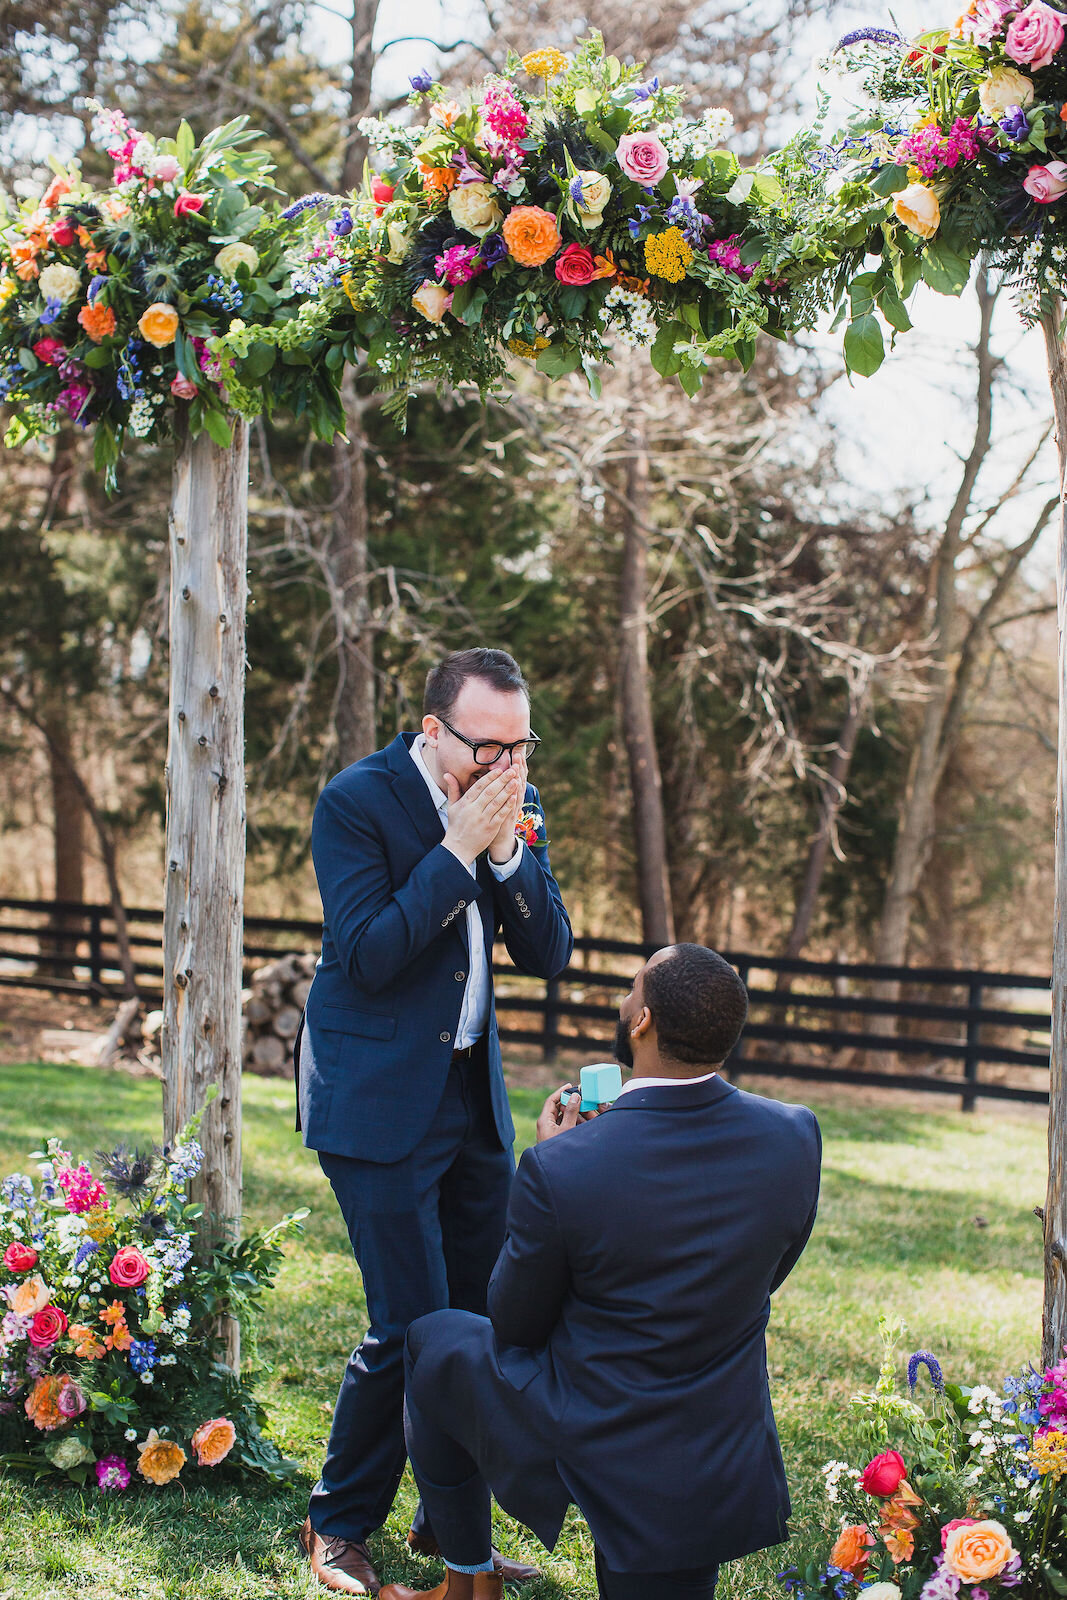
<box><xmin>642</xmin><ymin>944</ymin><xmax>749</xmax><ymax>1067</ymax></box>
<box><xmin>424</xmin><ymin>649</ymin><xmax>529</xmax><ymax>720</ymax></box>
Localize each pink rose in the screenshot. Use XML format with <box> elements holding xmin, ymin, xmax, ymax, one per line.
<box><xmin>170</xmin><ymin>374</ymin><xmax>199</xmax><ymax>399</ymax></box>
<box><xmin>33</xmin><ymin>337</ymin><xmax>67</xmax><ymax>366</ymax></box>
<box><xmin>28</xmin><ymin>1305</ymin><xmax>68</xmax><ymax>1348</ymax></box>
<box><xmin>942</xmin><ymin>1517</ymin><xmax>980</xmax><ymax>1550</ymax></box>
<box><xmin>1024</xmin><ymin>159</ymin><xmax>1067</xmax><ymax>200</ymax></box>
<box><xmin>56</xmin><ymin>1376</ymin><xmax>86</xmax><ymax>1417</ymax></box>
<box><xmin>616</xmin><ymin>132</ymin><xmax>669</xmax><ymax>188</ymax></box>
<box><xmin>554</xmin><ymin>243</ymin><xmax>598</xmax><ymax>285</ymax></box>
<box><xmin>174</xmin><ymin>193</ymin><xmax>206</xmax><ymax>216</ymax></box>
<box><xmin>153</xmin><ymin>154</ymin><xmax>181</xmax><ymax>183</ymax></box>
<box><xmin>50</xmin><ymin>218</ymin><xmax>76</xmax><ymax>248</ymax></box>
<box><xmin>3</xmin><ymin>1241</ymin><xmax>38</xmax><ymax>1273</ymax></box>
<box><xmin>859</xmin><ymin>1449</ymin><xmax>908</xmax><ymax>1497</ymax></box>
<box><xmin>1006</xmin><ymin>0</ymin><xmax>1066</xmax><ymax>67</ymax></box>
<box><xmin>108</xmin><ymin>1245</ymin><xmax>150</xmax><ymax>1288</ymax></box>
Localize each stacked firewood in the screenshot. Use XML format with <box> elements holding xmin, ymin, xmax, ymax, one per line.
<box><xmin>241</xmin><ymin>952</ymin><xmax>317</xmax><ymax>1074</ymax></box>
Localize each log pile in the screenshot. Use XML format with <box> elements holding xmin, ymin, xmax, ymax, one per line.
<box><xmin>241</xmin><ymin>952</ymin><xmax>317</xmax><ymax>1075</ymax></box>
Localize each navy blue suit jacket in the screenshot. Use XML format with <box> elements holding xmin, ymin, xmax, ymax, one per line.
<box><xmin>412</xmin><ymin>1077</ymin><xmax>821</xmax><ymax>1571</ymax></box>
<box><xmin>296</xmin><ymin>732</ymin><xmax>573</xmax><ymax>1163</ymax></box>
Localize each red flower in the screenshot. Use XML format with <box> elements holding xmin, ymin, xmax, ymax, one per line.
<box><xmin>3</xmin><ymin>1240</ymin><xmax>38</xmax><ymax>1272</ymax></box>
<box><xmin>108</xmin><ymin>1245</ymin><xmax>150</xmax><ymax>1288</ymax></box>
<box><xmin>33</xmin><ymin>338</ymin><xmax>67</xmax><ymax>366</ymax></box>
<box><xmin>50</xmin><ymin>218</ymin><xmax>76</xmax><ymax>248</ymax></box>
<box><xmin>28</xmin><ymin>1305</ymin><xmax>68</xmax><ymax>1348</ymax></box>
<box><xmin>905</xmin><ymin>42</ymin><xmax>946</xmax><ymax>68</ymax></box>
<box><xmin>860</xmin><ymin>1449</ymin><xmax>908</xmax><ymax>1497</ymax></box>
<box><xmin>173</xmin><ymin>193</ymin><xmax>207</xmax><ymax>216</ymax></box>
<box><xmin>372</xmin><ymin>178</ymin><xmax>395</xmax><ymax>215</ymax></box>
<box><xmin>554</xmin><ymin>242</ymin><xmax>598</xmax><ymax>286</ymax></box>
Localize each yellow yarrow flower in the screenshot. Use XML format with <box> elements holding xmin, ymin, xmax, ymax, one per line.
<box><xmin>521</xmin><ymin>48</ymin><xmax>568</xmax><ymax>78</ymax></box>
<box><xmin>644</xmin><ymin>226</ymin><xmax>694</xmax><ymax>284</ymax></box>
<box><xmin>508</xmin><ymin>335</ymin><xmax>552</xmax><ymax>359</ymax></box>
<box><xmin>85</xmin><ymin>1205</ymin><xmax>115</xmax><ymax>1243</ymax></box>
<box><xmin>1031</xmin><ymin>1430</ymin><xmax>1067</xmax><ymax>1479</ymax></box>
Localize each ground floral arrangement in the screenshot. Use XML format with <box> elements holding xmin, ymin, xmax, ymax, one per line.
<box><xmin>781</xmin><ymin>1320</ymin><xmax>1067</xmax><ymax>1599</ymax></box>
<box><xmin>0</xmin><ymin>1104</ymin><xmax>305</xmax><ymax>1490</ymax></box>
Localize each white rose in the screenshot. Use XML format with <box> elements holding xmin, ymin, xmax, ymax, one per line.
<box><xmin>859</xmin><ymin>1586</ymin><xmax>902</xmax><ymax>1600</ymax></box>
<box><xmin>386</xmin><ymin>220</ymin><xmax>412</xmax><ymax>264</ymax></box>
<box><xmin>573</xmin><ymin>171</ymin><xmax>612</xmax><ymax>227</ymax></box>
<box><xmin>448</xmin><ymin>181</ymin><xmax>503</xmax><ymax>238</ymax></box>
<box><xmin>214</xmin><ymin>241</ymin><xmax>259</xmax><ymax>277</ymax></box>
<box><xmin>978</xmin><ymin>66</ymin><xmax>1036</xmax><ymax>120</ymax></box>
<box><xmin>38</xmin><ymin>262</ymin><xmax>81</xmax><ymax>304</ymax></box>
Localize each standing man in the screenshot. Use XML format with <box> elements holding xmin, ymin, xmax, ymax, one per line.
<box><xmin>297</xmin><ymin>648</ymin><xmax>573</xmax><ymax>1597</ymax></box>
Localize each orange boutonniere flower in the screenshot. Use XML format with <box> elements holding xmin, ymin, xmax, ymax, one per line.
<box><xmin>515</xmin><ymin>807</ymin><xmax>547</xmax><ymax>847</ymax></box>
<box><xmin>78</xmin><ymin>302</ymin><xmax>117</xmax><ymax>342</ymax></box>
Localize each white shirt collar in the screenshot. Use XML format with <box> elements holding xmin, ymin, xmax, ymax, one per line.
<box><xmin>410</xmin><ymin>734</ymin><xmax>448</xmax><ymax>815</ymax></box>
<box><xmin>615</xmin><ymin>1070</ymin><xmax>719</xmax><ymax>1098</ymax></box>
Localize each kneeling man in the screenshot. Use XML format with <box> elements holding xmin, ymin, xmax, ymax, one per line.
<box><xmin>380</xmin><ymin>943</ymin><xmax>822</xmax><ymax>1600</ymax></box>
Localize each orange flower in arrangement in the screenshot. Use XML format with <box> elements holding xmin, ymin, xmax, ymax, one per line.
<box><xmin>42</xmin><ymin>173</ymin><xmax>72</xmax><ymax>208</ymax></box>
<box><xmin>85</xmin><ymin>249</ymin><xmax>109</xmax><ymax>272</ymax></box>
<box><xmin>136</xmin><ymin>1429</ymin><xmax>186</xmax><ymax>1485</ymax></box>
<box><xmin>24</xmin><ymin>1374</ymin><xmax>83</xmax><ymax>1430</ymax></box>
<box><xmin>520</xmin><ymin>47</ymin><xmax>568</xmax><ymax>78</ymax></box>
<box><xmin>70</xmin><ymin>1322</ymin><xmax>107</xmax><ymax>1359</ymax></box>
<box><xmin>502</xmin><ymin>205</ymin><xmax>562</xmax><ymax>267</ymax></box>
<box><xmin>101</xmin><ymin>195</ymin><xmax>130</xmax><ymax>221</ymax></box>
<box><xmin>78</xmin><ymin>302</ymin><xmax>117</xmax><ymax>343</ymax></box>
<box><xmin>429</xmin><ymin>99</ymin><xmax>462</xmax><ymax>128</ymax></box>
<box><xmin>591</xmin><ymin>250</ymin><xmax>617</xmax><ymax>281</ymax></box>
<box><xmin>618</xmin><ymin>273</ymin><xmax>651</xmax><ymax>295</ymax></box>
<box><xmin>418</xmin><ymin>161</ymin><xmax>458</xmax><ymax>196</ymax></box>
<box><xmin>137</xmin><ymin>302</ymin><xmax>180</xmax><ymax>348</ymax></box>
<box><xmin>100</xmin><ymin>1299</ymin><xmax>133</xmax><ymax>1351</ymax></box>
<box><xmin>879</xmin><ymin>1480</ymin><xmax>924</xmax><ymax>1565</ymax></box>
<box><xmin>191</xmin><ymin>1416</ymin><xmax>237</xmax><ymax>1467</ymax></box>
<box><xmin>11</xmin><ymin>239</ymin><xmax>41</xmax><ymax>280</ymax></box>
<box><xmin>77</xmin><ymin>226</ymin><xmax>94</xmax><ymax>248</ymax></box>
<box><xmin>1061</xmin><ymin>102</ymin><xmax>1067</xmax><ymax>123</ymax></box>
<box><xmin>829</xmin><ymin>1524</ymin><xmax>873</xmax><ymax>1581</ymax></box>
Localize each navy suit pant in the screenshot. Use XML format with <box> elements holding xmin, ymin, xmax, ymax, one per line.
<box><xmin>309</xmin><ymin>1043</ymin><xmax>513</xmax><ymax>1542</ymax></box>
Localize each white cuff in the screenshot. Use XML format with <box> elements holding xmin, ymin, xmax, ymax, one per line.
<box><xmin>489</xmin><ymin>836</ymin><xmax>524</xmax><ymax>879</ymax></box>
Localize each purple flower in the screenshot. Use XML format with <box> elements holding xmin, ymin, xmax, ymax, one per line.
<box><xmin>87</xmin><ymin>275</ymin><xmax>109</xmax><ymax>302</ymax></box>
<box><xmin>628</xmin><ymin>203</ymin><xmax>653</xmax><ymax>239</ymax></box>
<box><xmin>329</xmin><ymin>207</ymin><xmax>354</xmax><ymax>237</ymax></box>
<box><xmin>478</xmin><ymin>232</ymin><xmax>508</xmax><ymax>268</ymax></box>
<box><xmin>96</xmin><ymin>1454</ymin><xmax>131</xmax><ymax>1492</ymax></box>
<box><xmin>907</xmin><ymin>1350</ymin><xmax>945</xmax><ymax>1393</ymax></box>
<box><xmin>630</xmin><ymin>75</ymin><xmax>660</xmax><ymax>101</ymax></box>
<box><xmin>280</xmin><ymin>193</ymin><xmax>329</xmax><ymax>221</ymax></box>
<box><xmin>453</xmin><ymin>148</ymin><xmax>488</xmax><ymax>185</ymax></box>
<box><xmin>569</xmin><ymin>174</ymin><xmax>585</xmax><ymax>204</ymax></box>
<box><xmin>39</xmin><ymin>296</ymin><xmax>63</xmax><ymax>325</ymax></box>
<box><xmin>56</xmin><ymin>1378</ymin><xmax>86</xmax><ymax>1417</ymax></box>
<box><xmin>836</xmin><ymin>26</ymin><xmax>904</xmax><ymax>47</ymax></box>
<box><xmin>409</xmin><ymin>70</ymin><xmax>434</xmax><ymax>93</ymax></box>
<box><xmin>1000</xmin><ymin>105</ymin><xmax>1031</xmax><ymax>141</ymax></box>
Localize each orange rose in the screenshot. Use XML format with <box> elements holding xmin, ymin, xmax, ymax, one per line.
<box><xmin>137</xmin><ymin>302</ymin><xmax>179</xmax><ymax>348</ymax></box>
<box><xmin>502</xmin><ymin>206</ymin><xmax>562</xmax><ymax>267</ymax></box>
<box><xmin>942</xmin><ymin>1520</ymin><xmax>1015</xmax><ymax>1583</ymax></box>
<box><xmin>191</xmin><ymin>1416</ymin><xmax>237</xmax><ymax>1466</ymax></box>
<box><xmin>78</xmin><ymin>302</ymin><xmax>117</xmax><ymax>342</ymax></box>
<box><xmin>6</xmin><ymin>1272</ymin><xmax>50</xmax><ymax>1316</ymax></box>
<box><xmin>137</xmin><ymin>1429</ymin><xmax>186</xmax><ymax>1485</ymax></box>
<box><xmin>24</xmin><ymin>1374</ymin><xmax>77</xmax><ymax>1431</ymax></box>
<box><xmin>829</xmin><ymin>1524</ymin><xmax>873</xmax><ymax>1580</ymax></box>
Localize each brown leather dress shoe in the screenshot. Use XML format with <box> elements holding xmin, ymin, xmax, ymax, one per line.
<box><xmin>380</xmin><ymin>1571</ymin><xmax>503</xmax><ymax>1600</ymax></box>
<box><xmin>300</xmin><ymin>1515</ymin><xmax>382</xmax><ymax>1595</ymax></box>
<box><xmin>406</xmin><ymin>1532</ymin><xmax>540</xmax><ymax>1587</ymax></box>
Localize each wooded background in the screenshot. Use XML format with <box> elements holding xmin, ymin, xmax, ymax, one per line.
<box><xmin>0</xmin><ymin>0</ymin><xmax>1060</xmax><ymax>975</ymax></box>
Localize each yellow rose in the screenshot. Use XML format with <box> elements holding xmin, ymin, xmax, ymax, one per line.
<box><xmin>214</xmin><ymin>241</ymin><xmax>259</xmax><ymax>277</ymax></box>
<box><xmin>573</xmin><ymin>171</ymin><xmax>612</xmax><ymax>227</ymax></box>
<box><xmin>138</xmin><ymin>301</ymin><xmax>180</xmax><ymax>347</ymax></box>
<box><xmin>943</xmin><ymin>1521</ymin><xmax>1015</xmax><ymax>1584</ymax></box>
<box><xmin>977</xmin><ymin>66</ymin><xmax>1036</xmax><ymax>121</ymax></box>
<box><xmin>385</xmin><ymin>221</ymin><xmax>412</xmax><ymax>264</ymax></box>
<box><xmin>411</xmin><ymin>279</ymin><xmax>451</xmax><ymax>323</ymax></box>
<box><xmin>448</xmin><ymin>181</ymin><xmax>504</xmax><ymax>238</ymax></box>
<box><xmin>892</xmin><ymin>182</ymin><xmax>940</xmax><ymax>239</ymax></box>
<box><xmin>6</xmin><ymin>1273</ymin><xmax>50</xmax><ymax>1316</ymax></box>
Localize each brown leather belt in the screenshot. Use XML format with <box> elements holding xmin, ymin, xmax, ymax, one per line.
<box><xmin>451</xmin><ymin>1043</ymin><xmax>479</xmax><ymax>1063</ymax></box>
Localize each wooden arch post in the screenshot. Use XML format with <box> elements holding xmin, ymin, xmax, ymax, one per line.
<box><xmin>161</xmin><ymin>419</ymin><xmax>249</xmax><ymax>1370</ymax></box>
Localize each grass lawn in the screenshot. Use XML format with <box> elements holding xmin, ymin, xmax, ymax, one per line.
<box><xmin>0</xmin><ymin>1062</ymin><xmax>1049</xmax><ymax>1600</ymax></box>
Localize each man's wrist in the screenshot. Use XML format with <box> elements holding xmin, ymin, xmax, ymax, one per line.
<box><xmin>488</xmin><ymin>833</ymin><xmax>520</xmax><ymax>866</ymax></box>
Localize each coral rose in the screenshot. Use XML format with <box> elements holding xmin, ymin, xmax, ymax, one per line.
<box><xmin>616</xmin><ymin>132</ymin><xmax>670</xmax><ymax>188</ymax></box>
<box><xmin>78</xmin><ymin>302</ymin><xmax>117</xmax><ymax>342</ymax></box>
<box><xmin>893</xmin><ymin>183</ymin><xmax>940</xmax><ymax>238</ymax></box>
<box><xmin>1005</xmin><ymin>0</ymin><xmax>1066</xmax><ymax>67</ymax></box>
<box><xmin>191</xmin><ymin>1416</ymin><xmax>237</xmax><ymax>1466</ymax></box>
<box><xmin>860</xmin><ymin>1449</ymin><xmax>908</xmax><ymax>1497</ymax></box>
<box><xmin>138</xmin><ymin>302</ymin><xmax>179</xmax><ymax>348</ymax></box>
<box><xmin>24</xmin><ymin>1374</ymin><xmax>82</xmax><ymax>1431</ymax></box>
<box><xmin>942</xmin><ymin>1520</ymin><xmax>1015</xmax><ymax>1583</ymax></box>
<box><xmin>502</xmin><ymin>205</ymin><xmax>561</xmax><ymax>266</ymax></box>
<box><xmin>137</xmin><ymin>1429</ymin><xmax>186</xmax><ymax>1485</ymax></box>
<box><xmin>108</xmin><ymin>1244</ymin><xmax>150</xmax><ymax>1287</ymax></box>
<box><xmin>28</xmin><ymin>1305</ymin><xmax>68</xmax><ymax>1348</ymax></box>
<box><xmin>170</xmin><ymin>374</ymin><xmax>198</xmax><ymax>399</ymax></box>
<box><xmin>1024</xmin><ymin>160</ymin><xmax>1067</xmax><ymax>201</ymax></box>
<box><xmin>3</xmin><ymin>1240</ymin><xmax>38</xmax><ymax>1272</ymax></box>
<box><xmin>829</xmin><ymin>1524</ymin><xmax>873</xmax><ymax>1580</ymax></box>
<box><xmin>42</xmin><ymin>174</ymin><xmax>72</xmax><ymax>208</ymax></box>
<box><xmin>411</xmin><ymin>280</ymin><xmax>452</xmax><ymax>322</ymax></box>
<box><xmin>6</xmin><ymin>1272</ymin><xmax>50</xmax><ymax>1315</ymax></box>
<box><xmin>555</xmin><ymin>243</ymin><xmax>598</xmax><ymax>285</ymax></box>
<box><xmin>50</xmin><ymin>218</ymin><xmax>77</xmax><ymax>248</ymax></box>
<box><xmin>448</xmin><ymin>181</ymin><xmax>504</xmax><ymax>238</ymax></box>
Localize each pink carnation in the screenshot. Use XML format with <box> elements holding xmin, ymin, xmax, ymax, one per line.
<box><xmin>1005</xmin><ymin>0</ymin><xmax>1066</xmax><ymax>67</ymax></box>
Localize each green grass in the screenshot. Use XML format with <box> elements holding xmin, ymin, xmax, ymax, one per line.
<box><xmin>0</xmin><ymin>1063</ymin><xmax>1049</xmax><ymax>1599</ymax></box>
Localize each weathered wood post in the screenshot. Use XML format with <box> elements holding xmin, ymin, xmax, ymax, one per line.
<box><xmin>161</xmin><ymin>420</ymin><xmax>249</xmax><ymax>1371</ymax></box>
<box><xmin>1042</xmin><ymin>308</ymin><xmax>1067</xmax><ymax>1366</ymax></box>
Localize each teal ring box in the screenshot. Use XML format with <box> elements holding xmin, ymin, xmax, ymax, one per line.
<box><xmin>579</xmin><ymin>1062</ymin><xmax>622</xmax><ymax>1112</ymax></box>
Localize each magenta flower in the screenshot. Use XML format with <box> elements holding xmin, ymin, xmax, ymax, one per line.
<box><xmin>482</xmin><ymin>82</ymin><xmax>529</xmax><ymax>145</ymax></box>
<box><xmin>895</xmin><ymin>118</ymin><xmax>979</xmax><ymax>179</ymax></box>
<box><xmin>708</xmin><ymin>234</ymin><xmax>754</xmax><ymax>280</ymax></box>
<box><xmin>434</xmin><ymin>244</ymin><xmax>485</xmax><ymax>286</ymax></box>
<box><xmin>96</xmin><ymin>1454</ymin><xmax>131</xmax><ymax>1492</ymax></box>
<box><xmin>57</xmin><ymin>1164</ymin><xmax>107</xmax><ymax>1214</ymax></box>
<box><xmin>55</xmin><ymin>1378</ymin><xmax>86</xmax><ymax>1418</ymax></box>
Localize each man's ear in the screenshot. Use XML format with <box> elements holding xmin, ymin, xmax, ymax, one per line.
<box><xmin>422</xmin><ymin>714</ymin><xmax>441</xmax><ymax>744</ymax></box>
<box><xmin>631</xmin><ymin>1006</ymin><xmax>653</xmax><ymax>1040</ymax></box>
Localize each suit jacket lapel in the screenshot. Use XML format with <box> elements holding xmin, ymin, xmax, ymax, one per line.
<box><xmin>384</xmin><ymin>732</ymin><xmax>447</xmax><ymax>856</ymax></box>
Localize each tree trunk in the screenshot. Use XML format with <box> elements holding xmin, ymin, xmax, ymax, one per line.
<box><xmin>1041</xmin><ymin>306</ymin><xmax>1067</xmax><ymax>1366</ymax></box>
<box><xmin>328</xmin><ymin>370</ymin><xmax>376</xmax><ymax>767</ymax></box>
<box><xmin>163</xmin><ymin>423</ymin><xmax>248</xmax><ymax>1371</ymax></box>
<box><xmin>618</xmin><ymin>421</ymin><xmax>675</xmax><ymax>947</ymax></box>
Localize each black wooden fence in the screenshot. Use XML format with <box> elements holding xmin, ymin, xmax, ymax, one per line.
<box><xmin>0</xmin><ymin>897</ymin><xmax>1052</xmax><ymax>1110</ymax></box>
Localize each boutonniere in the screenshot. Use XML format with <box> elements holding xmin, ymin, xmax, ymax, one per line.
<box><xmin>516</xmin><ymin>806</ymin><xmax>548</xmax><ymax>849</ymax></box>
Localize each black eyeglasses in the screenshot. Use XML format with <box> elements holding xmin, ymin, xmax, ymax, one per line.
<box><xmin>437</xmin><ymin>716</ymin><xmax>541</xmax><ymax>765</ymax></box>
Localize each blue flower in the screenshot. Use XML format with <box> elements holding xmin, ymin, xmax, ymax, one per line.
<box><xmin>569</xmin><ymin>175</ymin><xmax>585</xmax><ymax>204</ymax></box>
<box><xmin>409</xmin><ymin>70</ymin><xmax>434</xmax><ymax>93</ymax></box>
<box><xmin>1000</xmin><ymin>105</ymin><xmax>1030</xmax><ymax>142</ymax></box>
<box><xmin>74</xmin><ymin>1240</ymin><xmax>99</xmax><ymax>1269</ymax></box>
<box><xmin>87</xmin><ymin>276</ymin><xmax>109</xmax><ymax>303</ymax></box>
<box><xmin>907</xmin><ymin>1349</ymin><xmax>944</xmax><ymax>1394</ymax></box>
<box><xmin>329</xmin><ymin>207</ymin><xmax>354</xmax><ymax>237</ymax></box>
<box><xmin>836</xmin><ymin>27</ymin><xmax>904</xmax><ymax>47</ymax></box>
<box><xmin>280</xmin><ymin>192</ymin><xmax>329</xmax><ymax>221</ymax></box>
<box><xmin>630</xmin><ymin>75</ymin><xmax>659</xmax><ymax>101</ymax></box>
<box><xmin>628</xmin><ymin>203</ymin><xmax>653</xmax><ymax>239</ymax></box>
<box><xmin>39</xmin><ymin>296</ymin><xmax>63</xmax><ymax>325</ymax></box>
<box><xmin>128</xmin><ymin>1338</ymin><xmax>158</xmax><ymax>1374</ymax></box>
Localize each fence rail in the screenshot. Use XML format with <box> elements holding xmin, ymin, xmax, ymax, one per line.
<box><xmin>0</xmin><ymin>898</ymin><xmax>1052</xmax><ymax>1109</ymax></box>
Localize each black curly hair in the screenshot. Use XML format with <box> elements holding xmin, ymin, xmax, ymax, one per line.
<box><xmin>642</xmin><ymin>944</ymin><xmax>749</xmax><ymax>1066</ymax></box>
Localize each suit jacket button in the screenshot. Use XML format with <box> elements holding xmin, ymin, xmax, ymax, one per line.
<box><xmin>457</xmin><ymin>900</ymin><xmax>466</xmax><ymax>909</ymax></box>
<box><xmin>455</xmin><ymin>971</ymin><xmax>466</xmax><ymax>982</ymax></box>
<box><xmin>440</xmin><ymin>1031</ymin><xmax>451</xmax><ymax>1043</ymax></box>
